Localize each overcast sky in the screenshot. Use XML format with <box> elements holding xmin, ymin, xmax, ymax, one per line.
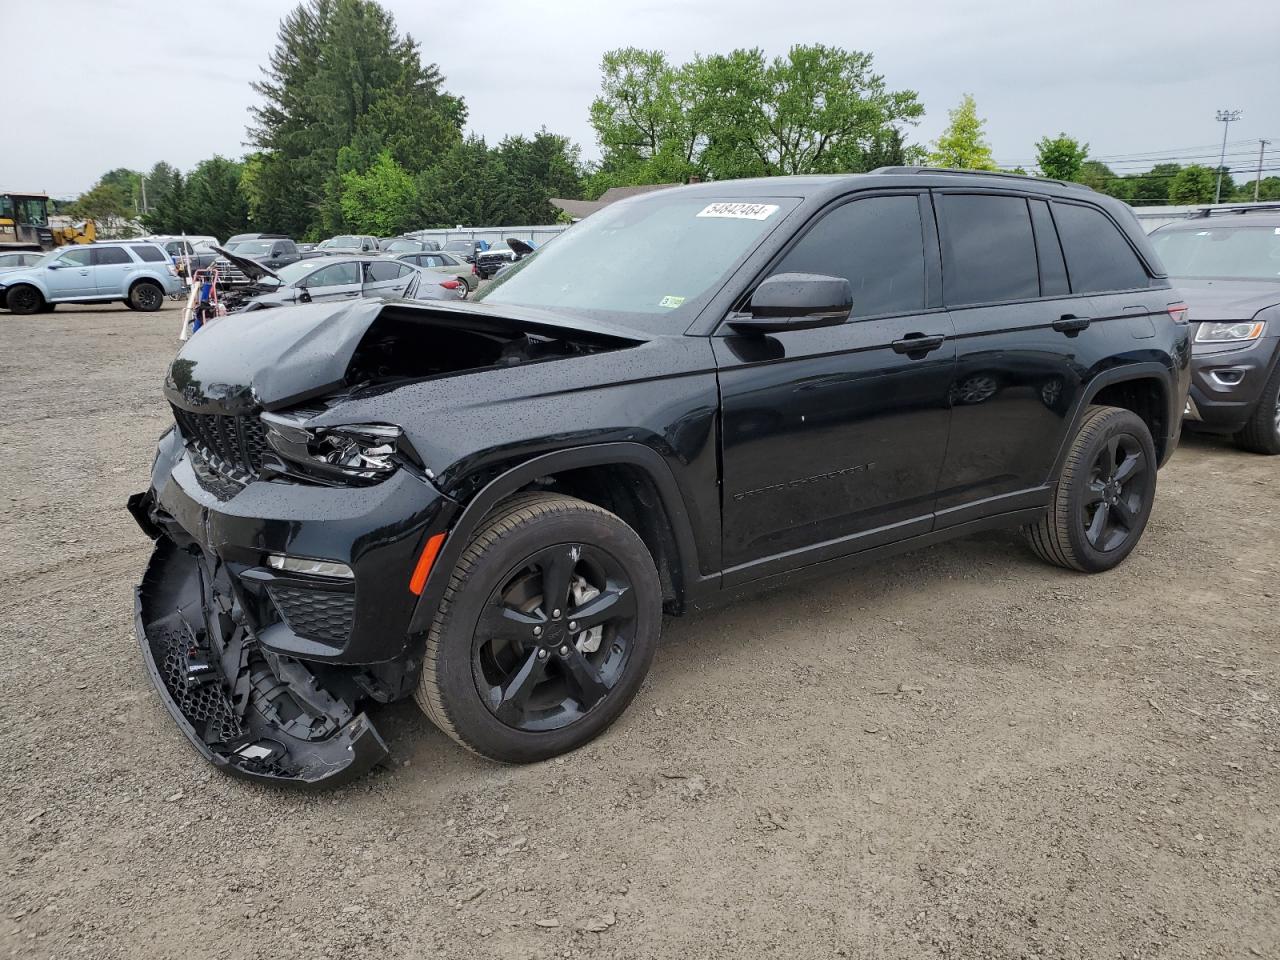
<box><xmin>3</xmin><ymin>0</ymin><xmax>1278</xmax><ymax>198</ymax></box>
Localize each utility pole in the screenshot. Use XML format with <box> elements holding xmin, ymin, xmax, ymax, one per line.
<box><xmin>1257</xmin><ymin>139</ymin><xmax>1271</xmax><ymax>202</ymax></box>
<box><xmin>140</xmin><ymin>175</ymin><xmax>148</xmax><ymax>215</ymax></box>
<box><xmin>1214</xmin><ymin>109</ymin><xmax>1242</xmax><ymax>204</ymax></box>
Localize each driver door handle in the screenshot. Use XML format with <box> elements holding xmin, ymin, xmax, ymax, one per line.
<box><xmin>892</xmin><ymin>333</ymin><xmax>946</xmax><ymax>356</ymax></box>
<box><xmin>1053</xmin><ymin>314</ymin><xmax>1092</xmax><ymax>334</ymax></box>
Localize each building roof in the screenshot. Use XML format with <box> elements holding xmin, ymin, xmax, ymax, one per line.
<box><xmin>550</xmin><ymin>183</ymin><xmax>681</xmax><ymax>220</ymax></box>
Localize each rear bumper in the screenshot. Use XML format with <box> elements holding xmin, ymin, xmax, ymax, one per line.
<box><xmin>1185</xmin><ymin>335</ymin><xmax>1279</xmax><ymax>432</ymax></box>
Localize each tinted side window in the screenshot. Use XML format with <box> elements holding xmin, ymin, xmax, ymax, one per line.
<box><xmin>770</xmin><ymin>195</ymin><xmax>926</xmax><ymax>318</ymax></box>
<box><xmin>939</xmin><ymin>194</ymin><xmax>1039</xmax><ymax>306</ymax></box>
<box><xmin>93</xmin><ymin>247</ymin><xmax>132</xmax><ymax>266</ymax></box>
<box><xmin>307</xmin><ymin>262</ymin><xmax>360</xmax><ymax>287</ymax></box>
<box><xmin>365</xmin><ymin>260</ymin><xmax>402</xmax><ymax>282</ymax></box>
<box><xmin>1029</xmin><ymin>200</ymin><xmax>1069</xmax><ymax>297</ymax></box>
<box><xmin>280</xmin><ymin>240</ymin><xmax>296</xmax><ymax>253</ymax></box>
<box><xmin>131</xmin><ymin>245</ymin><xmax>166</xmax><ymax>263</ymax></box>
<box><xmin>57</xmin><ymin>248</ymin><xmax>94</xmax><ymax>267</ymax></box>
<box><xmin>1053</xmin><ymin>202</ymin><xmax>1150</xmax><ymax>293</ymax></box>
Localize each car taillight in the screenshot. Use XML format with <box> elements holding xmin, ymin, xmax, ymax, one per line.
<box><xmin>471</xmin><ymin>263</ymin><xmax>478</xmax><ymax>275</ymax></box>
<box><xmin>439</xmin><ymin>279</ymin><xmax>461</xmax><ymax>289</ymax></box>
<box><xmin>1168</xmin><ymin>302</ymin><xmax>1189</xmax><ymax>324</ymax></box>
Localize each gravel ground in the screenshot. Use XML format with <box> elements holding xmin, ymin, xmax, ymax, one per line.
<box><xmin>1</xmin><ymin>300</ymin><xmax>1277</xmax><ymax>959</ymax></box>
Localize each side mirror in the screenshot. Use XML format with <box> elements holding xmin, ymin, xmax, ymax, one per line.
<box><xmin>728</xmin><ymin>272</ymin><xmax>852</xmax><ymax>334</ymax></box>
<box><xmin>298</xmin><ymin>288</ymin><xmax>312</xmax><ymax>303</ymax></box>
<box><xmin>47</xmin><ymin>263</ymin><xmax>64</xmax><ymax>270</ymax></box>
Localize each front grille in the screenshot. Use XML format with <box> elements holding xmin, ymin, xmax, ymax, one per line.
<box><xmin>154</xmin><ymin>621</ymin><xmax>245</xmax><ymax>745</ymax></box>
<box><xmin>267</xmin><ymin>585</ymin><xmax>355</xmax><ymax>646</ymax></box>
<box><xmin>172</xmin><ymin>406</ymin><xmax>269</xmax><ymax>479</ymax></box>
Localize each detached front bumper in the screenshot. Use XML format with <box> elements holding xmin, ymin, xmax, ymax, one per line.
<box><xmin>129</xmin><ymin>429</ymin><xmax>458</xmax><ymax>787</ymax></box>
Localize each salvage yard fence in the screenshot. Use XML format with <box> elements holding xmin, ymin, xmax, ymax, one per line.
<box><xmin>405</xmin><ymin>224</ymin><xmax>570</xmax><ymax>249</ymax></box>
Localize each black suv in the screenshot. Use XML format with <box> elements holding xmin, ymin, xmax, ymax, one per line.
<box><xmin>1148</xmin><ymin>206</ymin><xmax>1280</xmax><ymax>454</ymax></box>
<box><xmin>129</xmin><ymin>169</ymin><xmax>1191</xmax><ymax>787</ymax></box>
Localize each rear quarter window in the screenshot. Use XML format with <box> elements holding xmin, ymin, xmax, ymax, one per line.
<box><xmin>1053</xmin><ymin>202</ymin><xmax>1150</xmax><ymax>293</ymax></box>
<box><xmin>131</xmin><ymin>245</ymin><xmax>166</xmax><ymax>263</ymax></box>
<box><xmin>939</xmin><ymin>194</ymin><xmax>1040</xmax><ymax>306</ymax></box>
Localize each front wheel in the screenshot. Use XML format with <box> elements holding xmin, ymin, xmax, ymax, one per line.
<box><xmin>1233</xmin><ymin>361</ymin><xmax>1280</xmax><ymax>455</ymax></box>
<box><xmin>129</xmin><ymin>281</ymin><xmax>163</xmax><ymax>312</ymax></box>
<box><xmin>1024</xmin><ymin>405</ymin><xmax>1157</xmax><ymax>573</ymax></box>
<box><xmin>415</xmin><ymin>493</ymin><xmax>661</xmax><ymax>762</ymax></box>
<box><xmin>5</xmin><ymin>285</ymin><xmax>44</xmax><ymax>315</ymax></box>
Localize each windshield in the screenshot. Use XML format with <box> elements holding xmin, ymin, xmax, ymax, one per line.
<box><xmin>1150</xmin><ymin>225</ymin><xmax>1280</xmax><ymax>280</ymax></box>
<box><xmin>229</xmin><ymin>240</ymin><xmax>272</xmax><ymax>256</ymax></box>
<box><xmin>320</xmin><ymin>236</ymin><xmax>361</xmax><ymax>249</ymax></box>
<box><xmin>384</xmin><ymin>239</ymin><xmax>418</xmax><ymax>252</ymax></box>
<box><xmin>476</xmin><ymin>195</ymin><xmax>799</xmax><ymax>331</ymax></box>
<box><xmin>444</xmin><ymin>240</ymin><xmax>472</xmax><ymax>251</ymax></box>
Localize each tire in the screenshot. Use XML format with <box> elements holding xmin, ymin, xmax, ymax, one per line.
<box><xmin>129</xmin><ymin>281</ymin><xmax>163</xmax><ymax>312</ymax></box>
<box><xmin>122</xmin><ymin>298</ymin><xmax>137</xmax><ymax>310</ymax></box>
<box><xmin>1023</xmin><ymin>405</ymin><xmax>1158</xmax><ymax>573</ymax></box>
<box><xmin>458</xmin><ymin>277</ymin><xmax>469</xmax><ymax>299</ymax></box>
<box><xmin>5</xmin><ymin>285</ymin><xmax>44</xmax><ymax>315</ymax></box>
<box><xmin>38</xmin><ymin>302</ymin><xmax>56</xmax><ymax>313</ymax></box>
<box><xmin>415</xmin><ymin>492</ymin><xmax>662</xmax><ymax>763</ymax></box>
<box><xmin>1233</xmin><ymin>361</ymin><xmax>1280</xmax><ymax>455</ymax></box>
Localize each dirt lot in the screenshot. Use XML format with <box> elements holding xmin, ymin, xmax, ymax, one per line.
<box><xmin>1</xmin><ymin>301</ymin><xmax>1277</xmax><ymax>960</ymax></box>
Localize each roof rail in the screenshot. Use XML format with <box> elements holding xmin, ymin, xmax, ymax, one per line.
<box><xmin>1191</xmin><ymin>202</ymin><xmax>1280</xmax><ymax>218</ymax></box>
<box><xmin>870</xmin><ymin>165</ymin><xmax>1094</xmax><ymax>191</ymax></box>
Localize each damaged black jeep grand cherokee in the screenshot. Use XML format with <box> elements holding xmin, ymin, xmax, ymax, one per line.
<box><xmin>130</xmin><ymin>169</ymin><xmax>1191</xmax><ymax>787</ymax></box>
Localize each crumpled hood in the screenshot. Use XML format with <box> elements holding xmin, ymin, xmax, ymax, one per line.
<box><xmin>1174</xmin><ymin>278</ymin><xmax>1280</xmax><ymax>322</ymax></box>
<box><xmin>164</xmin><ymin>298</ymin><xmax>648</xmax><ymax>415</ymax></box>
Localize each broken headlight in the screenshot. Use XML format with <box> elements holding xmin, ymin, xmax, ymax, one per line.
<box><xmin>262</xmin><ymin>414</ymin><xmax>409</xmax><ymax>484</ymax></box>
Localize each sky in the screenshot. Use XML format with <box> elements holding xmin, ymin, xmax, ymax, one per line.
<box><xmin>2</xmin><ymin>0</ymin><xmax>1278</xmax><ymax>198</ymax></box>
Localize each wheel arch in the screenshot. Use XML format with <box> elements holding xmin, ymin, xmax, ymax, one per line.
<box><xmin>128</xmin><ymin>274</ymin><xmax>165</xmax><ymax>298</ymax></box>
<box><xmin>408</xmin><ymin>443</ymin><xmax>706</xmax><ymax>635</ymax></box>
<box><xmin>1054</xmin><ymin>364</ymin><xmax>1175</xmax><ymax>478</ymax></box>
<box><xmin>3</xmin><ymin>281</ymin><xmax>46</xmax><ymax>307</ymax></box>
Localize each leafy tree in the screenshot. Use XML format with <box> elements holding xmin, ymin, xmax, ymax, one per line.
<box><xmin>587</xmin><ymin>44</ymin><xmax>923</xmax><ymax>186</ymax></box>
<box><xmin>689</xmin><ymin>45</ymin><xmax>923</xmax><ymax>179</ymax></box>
<box><xmin>1211</xmin><ymin>167</ymin><xmax>1236</xmax><ymax>202</ymax></box>
<box><xmin>140</xmin><ymin>173</ymin><xmax>191</xmax><ymax>234</ymax></box>
<box><xmin>184</xmin><ymin>157</ymin><xmax>250</xmax><ymax>239</ymax></box>
<box><xmin>339</xmin><ymin>149</ymin><xmax>417</xmax><ymax>233</ymax></box>
<box><xmin>1244</xmin><ymin>177</ymin><xmax>1280</xmax><ymax>201</ymax></box>
<box><xmin>98</xmin><ymin>167</ymin><xmax>143</xmax><ymax>213</ymax></box>
<box><xmin>415</xmin><ymin>137</ymin><xmax>509</xmax><ymax>227</ymax></box>
<box><xmin>1169</xmin><ymin>164</ymin><xmax>1217</xmax><ymax>204</ymax></box>
<box><xmin>927</xmin><ymin>95</ymin><xmax>995</xmax><ymax>170</ymax></box>
<box><xmin>1035</xmin><ymin>133</ymin><xmax>1089</xmax><ymax>181</ymax></box>
<box><xmin>67</xmin><ymin>180</ymin><xmax>134</xmax><ymax>223</ymax></box>
<box><xmin>494</xmin><ymin>130</ymin><xmax>583</xmax><ymax>222</ymax></box>
<box><xmin>142</xmin><ymin>162</ymin><xmax>180</xmax><ymax>214</ymax></box>
<box><xmin>249</xmin><ymin>0</ymin><xmax>464</xmax><ymax>237</ymax></box>
<box><xmin>1128</xmin><ymin>162</ymin><xmax>1181</xmax><ymax>203</ymax></box>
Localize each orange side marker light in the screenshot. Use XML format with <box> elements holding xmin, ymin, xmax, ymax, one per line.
<box><xmin>409</xmin><ymin>532</ymin><xmax>447</xmax><ymax>595</ymax></box>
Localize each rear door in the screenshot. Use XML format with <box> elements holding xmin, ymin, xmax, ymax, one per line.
<box><xmin>44</xmin><ymin>246</ymin><xmax>95</xmax><ymax>298</ymax></box>
<box><xmin>92</xmin><ymin>245</ymin><xmax>135</xmax><ymax>296</ymax></box>
<box><xmin>362</xmin><ymin>260</ymin><xmax>416</xmax><ymax>298</ymax></box>
<box><xmin>714</xmin><ymin>191</ymin><xmax>957</xmax><ymax>582</ymax></box>
<box><xmin>931</xmin><ymin>192</ymin><xmax>1104</xmax><ymax>522</ymax></box>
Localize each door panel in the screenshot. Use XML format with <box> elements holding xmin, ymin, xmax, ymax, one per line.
<box><xmin>715</xmin><ymin>192</ymin><xmax>955</xmax><ymax>581</ymax></box>
<box><xmin>91</xmin><ymin>247</ymin><xmax>133</xmax><ymax>296</ymax></box>
<box><xmin>45</xmin><ymin>247</ymin><xmax>95</xmax><ymax>298</ymax></box>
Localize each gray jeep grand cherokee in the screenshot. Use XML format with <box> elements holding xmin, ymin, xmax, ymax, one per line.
<box><xmin>1149</xmin><ymin>206</ymin><xmax>1280</xmax><ymax>454</ymax></box>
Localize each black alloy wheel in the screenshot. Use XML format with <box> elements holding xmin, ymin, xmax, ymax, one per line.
<box><xmin>1024</xmin><ymin>405</ymin><xmax>1157</xmax><ymax>573</ymax></box>
<box><xmin>472</xmin><ymin>542</ymin><xmax>637</xmax><ymax>732</ymax></box>
<box><xmin>1081</xmin><ymin>432</ymin><xmax>1148</xmax><ymax>552</ymax></box>
<box><xmin>416</xmin><ymin>493</ymin><xmax>661</xmax><ymax>762</ymax></box>
<box><xmin>130</xmin><ymin>281</ymin><xmax>163</xmax><ymax>312</ymax></box>
<box><xmin>6</xmin><ymin>285</ymin><xmax>43</xmax><ymax>315</ymax></box>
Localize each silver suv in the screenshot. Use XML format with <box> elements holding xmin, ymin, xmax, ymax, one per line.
<box><xmin>0</xmin><ymin>241</ymin><xmax>183</xmax><ymax>314</ymax></box>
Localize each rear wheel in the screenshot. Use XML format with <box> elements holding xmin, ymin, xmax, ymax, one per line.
<box><xmin>415</xmin><ymin>493</ymin><xmax>662</xmax><ymax>762</ymax></box>
<box><xmin>1233</xmin><ymin>362</ymin><xmax>1280</xmax><ymax>455</ymax></box>
<box><xmin>129</xmin><ymin>281</ymin><xmax>163</xmax><ymax>312</ymax></box>
<box><xmin>5</xmin><ymin>285</ymin><xmax>44</xmax><ymax>315</ymax></box>
<box><xmin>1024</xmin><ymin>405</ymin><xmax>1157</xmax><ymax>573</ymax></box>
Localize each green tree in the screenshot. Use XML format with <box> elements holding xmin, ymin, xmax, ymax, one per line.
<box><xmin>67</xmin><ymin>180</ymin><xmax>134</xmax><ymax>224</ymax></box>
<box><xmin>98</xmin><ymin>167</ymin><xmax>143</xmax><ymax>213</ymax></box>
<box><xmin>689</xmin><ymin>45</ymin><xmax>923</xmax><ymax>179</ymax></box>
<box><xmin>339</xmin><ymin>149</ymin><xmax>417</xmax><ymax>233</ymax></box>
<box><xmin>143</xmin><ymin>161</ymin><xmax>180</xmax><ymax>214</ymax></box>
<box><xmin>415</xmin><ymin>137</ymin><xmax>509</xmax><ymax>227</ymax></box>
<box><xmin>184</xmin><ymin>157</ymin><xmax>250</xmax><ymax>239</ymax></box>
<box><xmin>927</xmin><ymin>95</ymin><xmax>995</xmax><ymax>170</ymax></box>
<box><xmin>1035</xmin><ymin>133</ymin><xmax>1089</xmax><ymax>181</ymax></box>
<box><xmin>249</xmin><ymin>0</ymin><xmax>464</xmax><ymax>237</ymax></box>
<box><xmin>1169</xmin><ymin>164</ymin><xmax>1217</xmax><ymax>204</ymax></box>
<box><xmin>1127</xmin><ymin>162</ymin><xmax>1181</xmax><ymax>203</ymax></box>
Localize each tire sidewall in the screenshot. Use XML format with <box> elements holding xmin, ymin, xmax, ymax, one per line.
<box><xmin>430</xmin><ymin>509</ymin><xmax>661</xmax><ymax>762</ymax></box>
<box><xmin>131</xmin><ymin>281</ymin><xmax>163</xmax><ymax>311</ymax></box>
<box><xmin>1065</xmin><ymin>411</ymin><xmax>1157</xmax><ymax>571</ymax></box>
<box><xmin>7</xmin><ymin>285</ymin><xmax>43</xmax><ymax>314</ymax></box>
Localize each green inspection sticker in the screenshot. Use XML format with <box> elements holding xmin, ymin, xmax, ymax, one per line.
<box><xmin>658</xmin><ymin>295</ymin><xmax>686</xmax><ymax>309</ymax></box>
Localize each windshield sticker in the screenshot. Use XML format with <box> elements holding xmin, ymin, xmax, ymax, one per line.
<box><xmin>658</xmin><ymin>295</ymin><xmax>686</xmax><ymax>309</ymax></box>
<box><xmin>697</xmin><ymin>202</ymin><xmax>779</xmax><ymax>221</ymax></box>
